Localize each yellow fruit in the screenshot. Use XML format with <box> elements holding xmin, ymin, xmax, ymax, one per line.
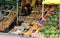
<box><xmin>31</xmin><ymin>0</ymin><xmax>36</xmax><ymax>7</ymax></box>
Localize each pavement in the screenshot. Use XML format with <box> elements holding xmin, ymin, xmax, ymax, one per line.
<box><xmin>0</xmin><ymin>33</ymin><xmax>32</xmax><ymax>38</ymax></box>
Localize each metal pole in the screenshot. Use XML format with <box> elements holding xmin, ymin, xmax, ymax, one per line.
<box><xmin>42</xmin><ymin>0</ymin><xmax>44</xmax><ymax>19</ymax></box>
<box><xmin>58</xmin><ymin>5</ymin><xmax>60</xmax><ymax>38</ymax></box>
<box><xmin>16</xmin><ymin>0</ymin><xmax>18</xmax><ymax>25</ymax></box>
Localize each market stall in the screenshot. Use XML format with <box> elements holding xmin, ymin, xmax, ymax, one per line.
<box><xmin>0</xmin><ymin>0</ymin><xmax>60</xmax><ymax>38</ymax></box>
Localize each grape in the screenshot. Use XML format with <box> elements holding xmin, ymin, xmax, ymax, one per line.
<box><xmin>39</xmin><ymin>27</ymin><xmax>45</xmax><ymax>32</ymax></box>
<box><xmin>40</xmin><ymin>6</ymin><xmax>59</xmax><ymax>38</ymax></box>
<box><xmin>44</xmin><ymin>30</ymin><xmax>50</xmax><ymax>35</ymax></box>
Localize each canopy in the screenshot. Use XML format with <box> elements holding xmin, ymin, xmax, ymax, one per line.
<box><xmin>42</xmin><ymin>0</ymin><xmax>60</xmax><ymax>5</ymax></box>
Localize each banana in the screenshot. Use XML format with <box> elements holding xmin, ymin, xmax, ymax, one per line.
<box><xmin>31</xmin><ymin>0</ymin><xmax>36</xmax><ymax>7</ymax></box>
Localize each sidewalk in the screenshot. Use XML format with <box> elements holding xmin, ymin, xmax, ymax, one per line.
<box><xmin>0</xmin><ymin>33</ymin><xmax>27</xmax><ymax>38</ymax></box>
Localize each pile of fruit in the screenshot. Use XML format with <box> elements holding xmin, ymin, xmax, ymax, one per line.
<box><xmin>0</xmin><ymin>0</ymin><xmax>59</xmax><ymax>38</ymax></box>
<box><xmin>9</xmin><ymin>5</ymin><xmax>56</xmax><ymax>38</ymax></box>
<box><xmin>39</xmin><ymin>6</ymin><xmax>60</xmax><ymax>38</ymax></box>
<box><xmin>0</xmin><ymin>5</ymin><xmax>16</xmax><ymax>31</ymax></box>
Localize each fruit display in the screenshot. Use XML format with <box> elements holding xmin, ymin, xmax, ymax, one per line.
<box><xmin>39</xmin><ymin>6</ymin><xmax>59</xmax><ymax>38</ymax></box>
<box><xmin>0</xmin><ymin>0</ymin><xmax>60</xmax><ymax>38</ymax></box>
<box><xmin>0</xmin><ymin>12</ymin><xmax>16</xmax><ymax>31</ymax></box>
<box><xmin>9</xmin><ymin>5</ymin><xmax>59</xmax><ymax>38</ymax></box>
<box><xmin>10</xmin><ymin>5</ymin><xmax>51</xmax><ymax>37</ymax></box>
<box><xmin>0</xmin><ymin>5</ymin><xmax>16</xmax><ymax>31</ymax></box>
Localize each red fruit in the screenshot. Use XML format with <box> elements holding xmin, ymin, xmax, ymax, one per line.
<box><xmin>32</xmin><ymin>30</ymin><xmax>36</xmax><ymax>33</ymax></box>
<box><xmin>44</xmin><ymin>15</ymin><xmax>49</xmax><ymax>19</ymax></box>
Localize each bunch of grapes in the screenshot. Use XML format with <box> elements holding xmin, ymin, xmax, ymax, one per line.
<box><xmin>39</xmin><ymin>6</ymin><xmax>60</xmax><ymax>38</ymax></box>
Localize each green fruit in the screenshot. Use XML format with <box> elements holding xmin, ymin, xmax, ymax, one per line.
<box><xmin>51</xmin><ymin>30</ymin><xmax>56</xmax><ymax>34</ymax></box>
<box><xmin>45</xmin><ymin>30</ymin><xmax>50</xmax><ymax>34</ymax></box>
<box><xmin>39</xmin><ymin>27</ymin><xmax>45</xmax><ymax>32</ymax></box>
